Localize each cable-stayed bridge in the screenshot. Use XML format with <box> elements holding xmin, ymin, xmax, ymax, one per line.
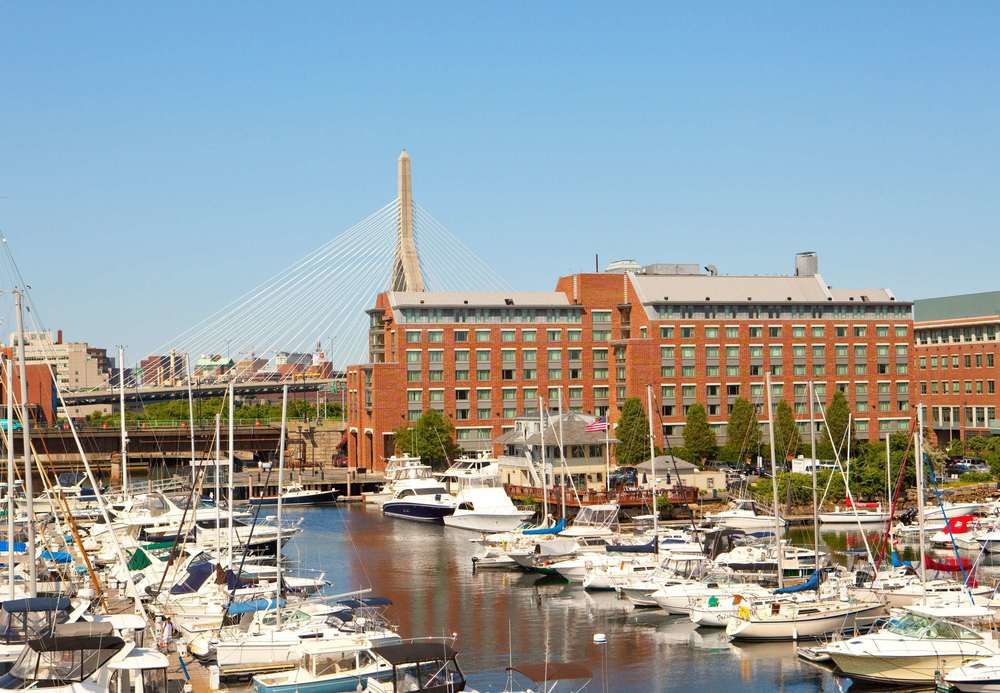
<box><xmin>62</xmin><ymin>151</ymin><xmax>509</xmax><ymax>405</ymax></box>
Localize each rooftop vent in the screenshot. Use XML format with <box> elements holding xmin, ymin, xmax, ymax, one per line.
<box><xmin>795</xmin><ymin>252</ymin><xmax>819</xmax><ymax>277</ymax></box>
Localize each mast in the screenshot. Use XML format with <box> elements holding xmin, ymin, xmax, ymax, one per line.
<box><xmin>14</xmin><ymin>290</ymin><xmax>35</xmax><ymax>596</ymax></box>
<box><xmin>215</xmin><ymin>413</ymin><xmax>221</xmax><ymax>560</ymax></box>
<box><xmin>765</xmin><ymin>373</ymin><xmax>783</xmax><ymax>589</ymax></box>
<box><xmin>187</xmin><ymin>355</ymin><xmax>196</xmax><ymax>486</ymax></box>
<box><xmin>646</xmin><ymin>385</ymin><xmax>658</xmax><ymax>541</ymax></box>
<box><xmin>538</xmin><ymin>396</ymin><xmax>549</xmax><ymax>526</ymax></box>
<box><xmin>916</xmin><ymin>404</ymin><xmax>926</xmax><ymax>586</ymax></box>
<box><xmin>5</xmin><ymin>357</ymin><xmax>14</xmax><ymax>599</ymax></box>
<box><xmin>118</xmin><ymin>345</ymin><xmax>128</xmax><ymax>494</ymax></box>
<box><xmin>227</xmin><ymin>382</ymin><xmax>235</xmax><ymax>567</ymax></box>
<box><xmin>885</xmin><ymin>434</ymin><xmax>891</xmax><ymax>511</ymax></box>
<box><xmin>557</xmin><ymin>391</ymin><xmax>566</xmax><ymax>521</ymax></box>
<box><xmin>808</xmin><ymin>381</ymin><xmax>819</xmax><ymax>575</ymax></box>
<box><xmin>276</xmin><ymin>384</ymin><xmax>288</xmax><ymax>627</ymax></box>
<box><xmin>846</xmin><ymin>413</ymin><xmax>852</xmax><ymax>489</ymax></box>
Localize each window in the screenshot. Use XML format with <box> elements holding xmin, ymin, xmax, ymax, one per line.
<box><xmin>454</xmin><ymin>330</ymin><xmax>468</xmax><ymax>342</ymax></box>
<box><xmin>792</xmin><ymin>326</ymin><xmax>806</xmax><ymax>338</ymax></box>
<box><xmin>593</xmin><ymin>367</ymin><xmax>608</xmax><ymax>379</ymax></box>
<box><xmin>813</xmin><ymin>363</ymin><xmax>826</xmax><ymax>376</ymax></box>
<box><xmin>811</xmin><ymin>326</ymin><xmax>825</xmax><ymax>338</ymax></box>
<box><xmin>768</xmin><ymin>326</ymin><xmax>781</xmax><ymax>338</ymax></box>
<box><xmin>455</xmin><ymin>369</ymin><xmax>469</xmax><ymax>381</ymax></box>
<box><xmin>876</xmin><ymin>326</ymin><xmax>889</xmax><ymax>337</ymax></box>
<box><xmin>476</xmin><ymin>388</ymin><xmax>491</xmax><ymax>401</ymax></box>
<box><xmin>407</xmin><ymin>390</ymin><xmax>422</xmax><ymax>402</ymax></box>
<box><xmin>682</xmin><ymin>385</ymin><xmax>696</xmax><ymax>399</ymax></box>
<box><xmin>428</xmin><ymin>350</ymin><xmax>443</xmax><ymax>363</ymax></box>
<box><xmin>725</xmin><ymin>326</ymin><xmax>739</xmax><ymax>338</ymax></box>
<box><xmin>895</xmin><ymin>345</ymin><xmax>908</xmax><ymax>360</ymax></box>
<box><xmin>660</xmin><ymin>326</ymin><xmax>674</xmax><ymax>338</ymax></box>
<box><xmin>593</xmin><ymin>386</ymin><xmax>609</xmax><ymax>399</ymax></box>
<box><xmin>522</xmin><ymin>348</ymin><xmax>536</xmax><ymax>363</ymax></box>
<box><xmin>681</xmin><ymin>346</ymin><xmax>696</xmax><ymax>359</ymax></box>
<box><xmin>681</xmin><ymin>326</ymin><xmax>695</xmax><ymax>338</ymax></box>
<box><xmin>705</xmin><ymin>326</ymin><xmax>719</xmax><ymax>339</ymax></box>
<box><xmin>854</xmin><ymin>345</ymin><xmax>867</xmax><ymax>361</ymax></box>
<box><xmin>429</xmin><ymin>390</ymin><xmax>444</xmax><ymax>402</ymax></box>
<box><xmin>476</xmin><ymin>369</ymin><xmax>490</xmax><ymax>381</ymax></box>
<box><xmin>592</xmin><ymin>329</ymin><xmax>611</xmax><ymax>341</ymax></box>
<box><xmin>547</xmin><ymin>349</ymin><xmax>562</xmax><ymax>364</ymax></box>
<box><xmin>836</xmin><ymin>345</ymin><xmax>849</xmax><ymax>359</ymax></box>
<box><xmin>706</xmin><ymin>346</ymin><xmax>720</xmax><ymax>360</ymax></box>
<box><xmin>477</xmin><ymin>408</ymin><xmax>491</xmax><ymax>419</ymax></box>
<box><xmin>661</xmin><ymin>365</ymin><xmax>675</xmax><ymax>377</ymax></box>
<box><xmin>546</xmin><ymin>329</ymin><xmax>561</xmax><ymax>342</ymax></box>
<box><xmin>876</xmin><ymin>344</ymin><xmax>890</xmax><ymax>359</ymax></box>
<box><xmin>548</xmin><ymin>368</ymin><xmax>562</xmax><ymax>380</ymax></box>
<box><xmin>726</xmin><ymin>365</ymin><xmax>739</xmax><ymax>376</ymax></box>
<box><xmin>592</xmin><ymin>310</ymin><xmax>612</xmax><ymax>324</ymax></box>
<box><xmin>476</xmin><ymin>349</ymin><xmax>491</xmax><ymax>364</ymax></box>
<box><xmin>681</xmin><ymin>365</ymin><xmax>695</xmax><ymax>377</ymax></box>
<box><xmin>792</xmin><ymin>345</ymin><xmax>806</xmax><ymax>359</ymax></box>
<box><xmin>475</xmin><ymin>330</ymin><xmax>491</xmax><ymax>343</ymax></box>
<box><xmin>812</xmin><ymin>345</ymin><xmax>825</xmax><ymax>361</ymax></box>
<box><xmin>895</xmin><ymin>325</ymin><xmax>907</xmax><ymax>337</ymax></box>
<box><xmin>406</xmin><ymin>351</ymin><xmax>421</xmax><ymax>364</ymax></box>
<box><xmin>836</xmin><ymin>326</ymin><xmax>848</xmax><ymax>337</ymax></box>
<box><xmin>522</xmin><ymin>368</ymin><xmax>536</xmax><ymax>380</ymax></box>
<box><xmin>749</xmin><ymin>326</ymin><xmax>763</xmax><ymax>338</ymax></box>
<box><xmin>407</xmin><ymin>371</ymin><xmax>421</xmax><ymax>383</ymax></box>
<box><xmin>749</xmin><ymin>346</ymin><xmax>764</xmax><ymax>359</ymax></box>
<box><xmin>567</xmin><ymin>348</ymin><xmax>582</xmax><ymax>362</ymax></box>
<box><xmin>500</xmin><ymin>329</ymin><xmax>515</xmax><ymax>343</ymax></box>
<box><xmin>725</xmin><ymin>345</ymin><xmax>739</xmax><ymax>360</ymax></box>
<box><xmin>854</xmin><ymin>326</ymin><xmax>867</xmax><ymax>338</ymax></box>
<box><xmin>406</xmin><ymin>330</ymin><xmax>421</xmax><ymax>343</ymax></box>
<box><xmin>769</xmin><ymin>345</ymin><xmax>783</xmax><ymax>360</ymax></box>
<box><xmin>567</xmin><ymin>329</ymin><xmax>582</xmax><ymax>342</ymax></box>
<box><xmin>427</xmin><ymin>330</ymin><xmax>443</xmax><ymax>343</ymax></box>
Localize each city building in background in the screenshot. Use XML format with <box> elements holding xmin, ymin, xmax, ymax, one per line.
<box><xmin>8</xmin><ymin>330</ymin><xmax>111</xmax><ymax>390</ymax></box>
<box><xmin>138</xmin><ymin>350</ymin><xmax>189</xmax><ymax>386</ymax></box>
<box><xmin>914</xmin><ymin>291</ymin><xmax>1000</xmax><ymax>442</ymax></box>
<box><xmin>0</xmin><ymin>353</ymin><xmax>56</xmax><ymax>425</ymax></box>
<box><xmin>346</xmin><ymin>252</ymin><xmax>913</xmax><ymax>471</ymax></box>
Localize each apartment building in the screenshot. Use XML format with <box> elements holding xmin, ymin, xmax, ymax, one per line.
<box><xmin>346</xmin><ymin>253</ymin><xmax>913</xmax><ymax>471</ymax></box>
<box><xmin>8</xmin><ymin>330</ymin><xmax>110</xmax><ymax>390</ymax></box>
<box><xmin>913</xmin><ymin>291</ymin><xmax>1000</xmax><ymax>442</ymax></box>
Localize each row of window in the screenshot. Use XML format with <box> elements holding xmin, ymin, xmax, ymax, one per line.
<box><xmin>398</xmin><ymin>307</ymin><xmax>584</xmax><ymax>324</ymax></box>
<box><xmin>658</xmin><ymin>323</ymin><xmax>909</xmax><ymax>339</ymax></box>
<box><xmin>918</xmin><ymin>353</ymin><xmax>996</xmax><ymax>370</ymax></box>
<box><xmin>661</xmin><ymin>343</ymin><xmax>909</xmax><ymax>360</ymax></box>
<box><xmin>404</xmin><ymin>327</ymin><xmax>611</xmax><ymax>344</ymax></box>
<box><xmin>919</xmin><ymin>380</ymin><xmax>997</xmax><ymax>395</ymax></box>
<box><xmin>930</xmin><ymin>405</ymin><xmax>997</xmax><ymax>428</ymax></box>
<box><xmin>660</xmin><ymin>362</ymin><xmax>908</xmax><ymax>378</ymax></box>
<box><xmin>915</xmin><ymin>323</ymin><xmax>999</xmax><ymax>345</ymax></box>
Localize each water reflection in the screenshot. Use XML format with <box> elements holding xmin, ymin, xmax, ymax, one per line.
<box><xmin>282</xmin><ymin>505</ymin><xmax>842</xmax><ymax>691</ymax></box>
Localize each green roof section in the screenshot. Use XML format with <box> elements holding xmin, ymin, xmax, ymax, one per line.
<box><xmin>914</xmin><ymin>291</ymin><xmax>1000</xmax><ymax>322</ymax></box>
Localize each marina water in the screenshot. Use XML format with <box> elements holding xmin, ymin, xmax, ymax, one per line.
<box><xmin>283</xmin><ymin>505</ymin><xmax>851</xmax><ymax>692</ymax></box>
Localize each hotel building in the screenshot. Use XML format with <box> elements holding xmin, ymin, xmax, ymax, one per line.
<box><xmin>346</xmin><ymin>253</ymin><xmax>913</xmax><ymax>471</ymax></box>
<box><xmin>913</xmin><ymin>291</ymin><xmax>1000</xmax><ymax>442</ymax></box>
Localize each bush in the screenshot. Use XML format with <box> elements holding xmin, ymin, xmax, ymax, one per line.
<box><xmin>959</xmin><ymin>471</ymin><xmax>993</xmax><ymax>484</ymax></box>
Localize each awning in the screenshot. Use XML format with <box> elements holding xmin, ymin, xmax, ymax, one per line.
<box><xmin>372</xmin><ymin>641</ymin><xmax>457</xmax><ymax>666</ymax></box>
<box><xmin>3</xmin><ymin>597</ymin><xmax>71</xmax><ymax>613</ymax></box>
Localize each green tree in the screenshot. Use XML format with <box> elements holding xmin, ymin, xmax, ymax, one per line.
<box><xmin>614</xmin><ymin>397</ymin><xmax>650</xmax><ymax>466</ymax></box>
<box><xmin>393</xmin><ymin>410</ymin><xmax>460</xmax><ymax>471</ymax></box>
<box><xmin>683</xmin><ymin>403</ymin><xmax>717</xmax><ymax>463</ymax></box>
<box><xmin>772</xmin><ymin>400</ymin><xmax>800</xmax><ymax>465</ymax></box>
<box><xmin>818</xmin><ymin>390</ymin><xmax>852</xmax><ymax>460</ymax></box>
<box><xmin>720</xmin><ymin>398</ymin><xmax>760</xmax><ymax>464</ymax></box>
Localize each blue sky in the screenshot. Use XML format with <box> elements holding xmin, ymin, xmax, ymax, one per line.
<box><xmin>1</xmin><ymin>2</ymin><xmax>998</xmax><ymax>358</ymax></box>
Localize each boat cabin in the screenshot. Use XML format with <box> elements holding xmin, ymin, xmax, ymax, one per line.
<box><xmin>0</xmin><ymin>622</ymin><xmax>124</xmax><ymax>688</ymax></box>
<box><xmin>0</xmin><ymin>597</ymin><xmax>73</xmax><ymax>645</ymax></box>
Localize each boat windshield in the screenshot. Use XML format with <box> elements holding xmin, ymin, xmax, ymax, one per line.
<box><xmin>885</xmin><ymin>614</ymin><xmax>981</xmax><ymax>640</ymax></box>
<box><xmin>2</xmin><ymin>638</ymin><xmax>123</xmax><ymax>685</ymax></box>
<box><xmin>412</xmin><ymin>487</ymin><xmax>448</xmax><ymax>496</ymax></box>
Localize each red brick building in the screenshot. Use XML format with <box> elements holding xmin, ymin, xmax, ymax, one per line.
<box><xmin>347</xmin><ymin>253</ymin><xmax>914</xmax><ymax>471</ymax></box>
<box><xmin>0</xmin><ymin>353</ymin><xmax>57</xmax><ymax>425</ymax></box>
<box><xmin>913</xmin><ymin>291</ymin><xmax>1000</xmax><ymax>442</ymax></box>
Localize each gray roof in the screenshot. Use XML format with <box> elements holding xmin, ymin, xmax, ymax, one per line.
<box><xmin>388</xmin><ymin>291</ymin><xmax>572</xmax><ymax>309</ymax></box>
<box><xmin>636</xmin><ymin>455</ymin><xmax>696</xmax><ymax>473</ymax></box>
<box><xmin>629</xmin><ymin>272</ymin><xmax>899</xmax><ymax>306</ymax></box>
<box><xmin>914</xmin><ymin>291</ymin><xmax>1000</xmax><ymax>323</ymax></box>
<box><xmin>495</xmin><ymin>412</ymin><xmax>619</xmax><ymax>446</ymax></box>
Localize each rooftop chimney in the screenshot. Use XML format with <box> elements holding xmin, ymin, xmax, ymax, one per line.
<box><xmin>794</xmin><ymin>252</ymin><xmax>818</xmax><ymax>277</ymax></box>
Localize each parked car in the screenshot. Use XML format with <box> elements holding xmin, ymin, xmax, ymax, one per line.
<box><xmin>947</xmin><ymin>457</ymin><xmax>989</xmax><ymax>475</ymax></box>
<box><xmin>609</xmin><ymin>466</ymin><xmax>638</xmax><ymax>488</ymax></box>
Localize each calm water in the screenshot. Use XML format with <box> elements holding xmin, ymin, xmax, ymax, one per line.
<box><xmin>280</xmin><ymin>506</ymin><xmax>858</xmax><ymax>692</ymax></box>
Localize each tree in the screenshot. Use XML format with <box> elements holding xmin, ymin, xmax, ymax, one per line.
<box><xmin>720</xmin><ymin>398</ymin><xmax>760</xmax><ymax>464</ymax></box>
<box><xmin>614</xmin><ymin>397</ymin><xmax>650</xmax><ymax>466</ymax></box>
<box><xmin>393</xmin><ymin>410</ymin><xmax>460</xmax><ymax>471</ymax></box>
<box><xmin>772</xmin><ymin>400</ymin><xmax>800</xmax><ymax>465</ymax></box>
<box><xmin>818</xmin><ymin>390</ymin><xmax>852</xmax><ymax>460</ymax></box>
<box><xmin>683</xmin><ymin>403</ymin><xmax>717</xmax><ymax>463</ymax></box>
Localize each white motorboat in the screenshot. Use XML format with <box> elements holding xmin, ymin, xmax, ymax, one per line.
<box><xmin>508</xmin><ymin>504</ymin><xmax>619</xmax><ymax>571</ymax></box>
<box><xmin>381</xmin><ymin>481</ymin><xmax>457</xmax><ymax>524</ymax></box>
<box><xmin>726</xmin><ymin>594</ymin><xmax>885</xmax><ymax>641</ymax></box>
<box><xmin>248</xmin><ymin>483</ymin><xmax>339</xmax><ymax>506</ymax></box>
<box><xmin>824</xmin><ymin>604</ymin><xmax>999</xmax><ymax>684</ymax></box>
<box><xmin>250</xmin><ymin>635</ymin><xmax>397</xmax><ymax>693</ymax></box>
<box><xmin>440</xmin><ymin>459</ymin><xmax>533</xmax><ymax>533</ymax></box>
<box><xmin>706</xmin><ymin>499</ymin><xmax>787</xmax><ymax>531</ymax></box>
<box><xmin>362</xmin><ymin>455</ymin><xmax>427</xmax><ymax>506</ymax></box>
<box><xmin>946</xmin><ymin>654</ymin><xmax>1000</xmax><ymax>692</ymax></box>
<box><xmin>925</xmin><ymin>501</ymin><xmax>987</xmax><ymax>521</ymax></box>
<box><xmin>652</xmin><ymin>576</ymin><xmax>771</xmax><ymax>616</ymax></box>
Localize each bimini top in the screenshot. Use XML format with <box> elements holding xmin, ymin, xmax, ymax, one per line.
<box><xmin>226</xmin><ymin>598</ymin><xmax>284</xmax><ymax>616</ymax></box>
<box><xmin>3</xmin><ymin>597</ymin><xmax>71</xmax><ymax>613</ymax></box>
<box><xmin>508</xmin><ymin>662</ymin><xmax>592</xmax><ymax>683</ymax></box>
<box><xmin>29</xmin><ymin>634</ymin><xmax>124</xmax><ymax>653</ymax></box>
<box><xmin>372</xmin><ymin>641</ymin><xmax>457</xmax><ymax>666</ymax></box>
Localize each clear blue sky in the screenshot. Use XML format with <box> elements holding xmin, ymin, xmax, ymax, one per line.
<box><xmin>2</xmin><ymin>2</ymin><xmax>998</xmax><ymax>358</ymax></box>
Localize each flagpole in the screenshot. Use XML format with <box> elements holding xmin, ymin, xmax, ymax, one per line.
<box><xmin>604</xmin><ymin>414</ymin><xmax>610</xmax><ymax>494</ymax></box>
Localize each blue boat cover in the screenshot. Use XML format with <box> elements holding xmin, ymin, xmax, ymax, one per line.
<box><xmin>774</xmin><ymin>570</ymin><xmax>819</xmax><ymax>594</ymax></box>
<box><xmin>890</xmin><ymin>550</ymin><xmax>913</xmax><ymax>569</ymax></box>
<box><xmin>606</xmin><ymin>537</ymin><xmax>657</xmax><ymax>554</ymax></box>
<box><xmin>170</xmin><ymin>561</ymin><xmax>214</xmax><ymax>595</ymax></box>
<box><xmin>226</xmin><ymin>598</ymin><xmax>284</xmax><ymax>615</ymax></box>
<box><xmin>0</xmin><ymin>541</ymin><xmax>27</xmax><ymax>554</ymax></box>
<box><xmin>747</xmin><ymin>531</ymin><xmax>775</xmax><ymax>539</ymax></box>
<box><xmin>2</xmin><ymin>597</ymin><xmax>71</xmax><ymax>613</ymax></box>
<box><xmin>524</xmin><ymin>518</ymin><xmax>566</xmax><ymax>535</ymax></box>
<box><xmin>41</xmin><ymin>551</ymin><xmax>72</xmax><ymax>564</ymax></box>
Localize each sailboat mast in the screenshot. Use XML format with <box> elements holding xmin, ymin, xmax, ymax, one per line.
<box><xmin>187</xmin><ymin>355</ymin><xmax>196</xmax><ymax>486</ymax></box>
<box><xmin>916</xmin><ymin>404</ymin><xmax>926</xmax><ymax>585</ymax></box>
<box><xmin>557</xmin><ymin>391</ymin><xmax>566</xmax><ymax>521</ymax></box>
<box><xmin>808</xmin><ymin>381</ymin><xmax>819</xmax><ymax>575</ymax></box>
<box><xmin>646</xmin><ymin>385</ymin><xmax>658</xmax><ymax>540</ymax></box>
<box><xmin>14</xmin><ymin>290</ymin><xmax>35</xmax><ymax>596</ymax></box>
<box><xmin>5</xmin><ymin>357</ymin><xmax>14</xmax><ymax>599</ymax></box>
<box><xmin>765</xmin><ymin>373</ymin><xmax>783</xmax><ymax>589</ymax></box>
<box><xmin>538</xmin><ymin>396</ymin><xmax>549</xmax><ymax>525</ymax></box>
<box><xmin>118</xmin><ymin>345</ymin><xmax>128</xmax><ymax>495</ymax></box>
<box><xmin>276</xmin><ymin>384</ymin><xmax>288</xmax><ymax>627</ymax></box>
<box><xmin>215</xmin><ymin>413</ymin><xmax>221</xmax><ymax>559</ymax></box>
<box><xmin>227</xmin><ymin>382</ymin><xmax>235</xmax><ymax>567</ymax></box>
<box><xmin>885</xmin><ymin>434</ymin><xmax>891</xmax><ymax>510</ymax></box>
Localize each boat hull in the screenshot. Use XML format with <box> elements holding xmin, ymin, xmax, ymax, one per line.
<box><xmin>381</xmin><ymin>501</ymin><xmax>455</xmax><ymax>523</ymax></box>
<box><xmin>727</xmin><ymin>603</ymin><xmax>885</xmax><ymax>641</ymax></box>
<box><xmin>443</xmin><ymin>511</ymin><xmax>532</xmax><ymax>533</ymax></box>
<box><xmin>830</xmin><ymin>651</ymin><xmax>990</xmax><ymax>685</ymax></box>
<box><xmin>247</xmin><ymin>490</ymin><xmax>339</xmax><ymax>506</ymax></box>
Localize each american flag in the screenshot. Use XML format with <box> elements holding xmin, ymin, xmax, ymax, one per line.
<box><xmin>585</xmin><ymin>416</ymin><xmax>609</xmax><ymax>432</ymax></box>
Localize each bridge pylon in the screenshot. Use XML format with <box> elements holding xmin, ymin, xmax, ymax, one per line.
<box><xmin>390</xmin><ymin>149</ymin><xmax>425</xmax><ymax>292</ymax></box>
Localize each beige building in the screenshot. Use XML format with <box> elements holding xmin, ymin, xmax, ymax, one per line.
<box><xmin>637</xmin><ymin>456</ymin><xmax>727</xmax><ymax>497</ymax></box>
<box><xmin>9</xmin><ymin>330</ymin><xmax>110</xmax><ymax>390</ymax></box>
